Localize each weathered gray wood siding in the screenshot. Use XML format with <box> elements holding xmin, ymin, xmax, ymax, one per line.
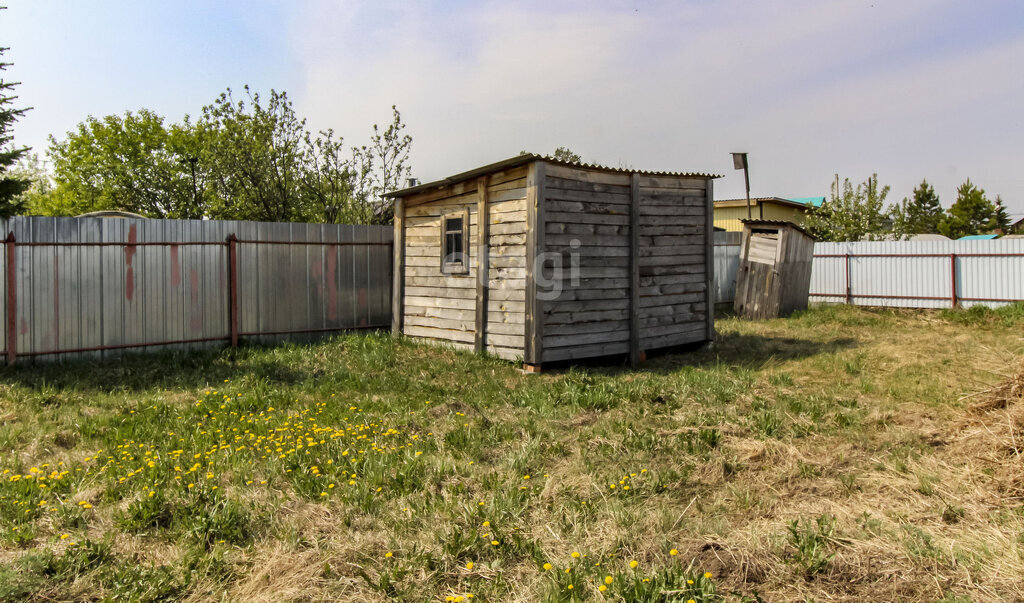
<box><xmin>538</xmin><ymin>166</ymin><xmax>712</xmax><ymax>363</ymax></box>
<box><xmin>539</xmin><ymin>164</ymin><xmax>633</xmax><ymax>363</ymax></box>
<box><xmin>484</xmin><ymin>167</ymin><xmax>529</xmax><ymax>359</ymax></box>
<box><xmin>400</xmin><ymin>167</ymin><xmax>527</xmax><ymax>359</ymax></box>
<box><xmin>636</xmin><ymin>175</ymin><xmax>710</xmax><ymax>350</ymax></box>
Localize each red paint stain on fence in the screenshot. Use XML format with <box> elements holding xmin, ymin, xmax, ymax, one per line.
<box><xmin>124</xmin><ymin>225</ymin><xmax>137</xmax><ymax>301</ymax></box>
<box><xmin>170</xmin><ymin>245</ymin><xmax>181</xmax><ymax>287</ymax></box>
<box><xmin>188</xmin><ymin>269</ymin><xmax>203</xmax><ymax>333</ymax></box>
<box><xmin>326</xmin><ymin>246</ymin><xmax>338</xmax><ymax>322</ymax></box>
<box><xmin>358</xmin><ymin>287</ymin><xmax>368</xmax><ymax>309</ymax></box>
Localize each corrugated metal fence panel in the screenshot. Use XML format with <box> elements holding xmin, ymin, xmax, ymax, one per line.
<box><xmin>712</xmin><ymin>231</ymin><xmax>741</xmax><ymax>304</ymax></box>
<box><xmin>1</xmin><ymin>216</ymin><xmax>392</xmax><ymax>362</ymax></box>
<box><xmin>809</xmin><ymin>239</ymin><xmax>1024</xmax><ymax>309</ymax></box>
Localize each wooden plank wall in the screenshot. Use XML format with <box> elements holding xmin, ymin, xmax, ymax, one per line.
<box><xmin>399</xmin><ymin>167</ymin><xmax>527</xmax><ymax>359</ymax></box>
<box><xmin>635</xmin><ymin>175</ymin><xmax>710</xmax><ymax>350</ymax></box>
<box><xmin>539</xmin><ymin>164</ymin><xmax>633</xmax><ymax>363</ymax></box>
<box><xmin>538</xmin><ymin>166</ymin><xmax>712</xmax><ymax>363</ymax></box>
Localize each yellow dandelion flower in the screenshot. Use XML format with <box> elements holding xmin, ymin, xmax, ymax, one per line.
<box><xmin>571</xmin><ymin>551</ymin><xmax>580</xmax><ymax>558</ymax></box>
<box><xmin>670</xmin><ymin>548</ymin><xmax>678</xmax><ymax>556</ymax></box>
<box><xmin>567</xmin><ymin>584</ymin><xmax>573</xmax><ymax>590</ymax></box>
<box><xmin>60</xmin><ymin>533</ymin><xmax>69</xmax><ymax>539</ymax></box>
<box><xmin>385</xmin><ymin>552</ymin><xmax>393</xmax><ymax>558</ymax></box>
<box><xmin>629</xmin><ymin>560</ymin><xmax>638</xmax><ymax>568</ymax></box>
<box><xmin>704</xmin><ymin>572</ymin><xmax>712</xmax><ymax>579</ymax></box>
<box><xmin>466</xmin><ymin>561</ymin><xmax>474</xmax><ymax>570</ymax></box>
<box><xmin>490</xmin><ymin>540</ymin><xmax>499</xmax><ymax>546</ymax></box>
<box><xmin>543</xmin><ymin>563</ymin><xmax>552</xmax><ymax>571</ymax></box>
<box><xmin>599</xmin><ymin>585</ymin><xmax>607</xmax><ymax>592</ymax></box>
<box><xmin>482</xmin><ymin>521</ymin><xmax>490</xmax><ymax>527</ymax></box>
<box><xmin>605</xmin><ymin>575</ymin><xmax>613</xmax><ymax>584</ymax></box>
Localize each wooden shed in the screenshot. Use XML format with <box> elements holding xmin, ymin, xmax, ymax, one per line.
<box><xmin>733</xmin><ymin>219</ymin><xmax>815</xmax><ymax>319</ymax></box>
<box><xmin>387</xmin><ymin>154</ymin><xmax>719</xmax><ymax>370</ymax></box>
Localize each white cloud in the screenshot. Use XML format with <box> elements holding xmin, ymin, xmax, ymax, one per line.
<box><xmin>291</xmin><ymin>0</ymin><xmax>1024</xmax><ymax>214</ymax></box>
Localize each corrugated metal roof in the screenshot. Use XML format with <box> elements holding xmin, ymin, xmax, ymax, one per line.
<box><xmin>740</xmin><ymin>218</ymin><xmax>814</xmax><ymax>239</ymax></box>
<box><xmin>384</xmin><ymin>153</ymin><xmax>721</xmax><ymax>198</ymax></box>
<box><xmin>788</xmin><ymin>196</ymin><xmax>826</xmax><ymax>208</ymax></box>
<box><xmin>715</xmin><ymin>196</ymin><xmax>824</xmax><ymax>209</ymax></box>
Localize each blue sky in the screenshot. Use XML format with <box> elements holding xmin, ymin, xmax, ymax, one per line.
<box><xmin>2</xmin><ymin>0</ymin><xmax>1023</xmax><ymax>218</ymax></box>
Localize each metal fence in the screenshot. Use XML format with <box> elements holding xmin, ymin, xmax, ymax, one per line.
<box><xmin>2</xmin><ymin>216</ymin><xmax>392</xmax><ymax>363</ymax></box>
<box><xmin>713</xmin><ymin>231</ymin><xmax>742</xmax><ymax>305</ymax></box>
<box><xmin>809</xmin><ymin>239</ymin><xmax>1024</xmax><ymax>309</ymax></box>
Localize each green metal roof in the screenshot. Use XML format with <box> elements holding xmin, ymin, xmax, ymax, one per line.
<box><xmin>788</xmin><ymin>196</ymin><xmax>826</xmax><ymax>207</ymax></box>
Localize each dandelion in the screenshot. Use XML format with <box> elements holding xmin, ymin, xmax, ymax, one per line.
<box><xmin>543</xmin><ymin>563</ymin><xmax>552</xmax><ymax>571</ymax></box>
<box><xmin>482</xmin><ymin>521</ymin><xmax>490</xmax><ymax>527</ymax></box>
<box><xmin>704</xmin><ymin>572</ymin><xmax>712</xmax><ymax>579</ymax></box>
<box><xmin>60</xmin><ymin>533</ymin><xmax>69</xmax><ymax>540</ymax></box>
<box><xmin>629</xmin><ymin>560</ymin><xmax>638</xmax><ymax>568</ymax></box>
<box><xmin>605</xmin><ymin>575</ymin><xmax>613</xmax><ymax>584</ymax></box>
<box><xmin>567</xmin><ymin>584</ymin><xmax>573</xmax><ymax>590</ymax></box>
<box><xmin>385</xmin><ymin>552</ymin><xmax>393</xmax><ymax>558</ymax></box>
<box><xmin>599</xmin><ymin>585</ymin><xmax>607</xmax><ymax>592</ymax></box>
<box><xmin>466</xmin><ymin>561</ymin><xmax>474</xmax><ymax>570</ymax></box>
<box><xmin>670</xmin><ymin>548</ymin><xmax>678</xmax><ymax>556</ymax></box>
<box><xmin>571</xmin><ymin>551</ymin><xmax>580</xmax><ymax>558</ymax></box>
<box><xmin>490</xmin><ymin>540</ymin><xmax>499</xmax><ymax>546</ymax></box>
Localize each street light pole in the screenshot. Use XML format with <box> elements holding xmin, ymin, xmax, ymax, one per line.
<box><xmin>731</xmin><ymin>152</ymin><xmax>752</xmax><ymax>220</ymax></box>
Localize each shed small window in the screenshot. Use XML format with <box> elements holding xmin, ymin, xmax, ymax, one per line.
<box><xmin>441</xmin><ymin>211</ymin><xmax>469</xmax><ymax>274</ymax></box>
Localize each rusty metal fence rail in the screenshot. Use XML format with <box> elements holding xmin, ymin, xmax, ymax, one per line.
<box><xmin>1</xmin><ymin>216</ymin><xmax>392</xmax><ymax>363</ymax></box>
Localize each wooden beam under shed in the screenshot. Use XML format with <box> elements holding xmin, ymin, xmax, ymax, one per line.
<box><xmin>474</xmin><ymin>176</ymin><xmax>489</xmax><ymax>352</ymax></box>
<box><xmin>629</xmin><ymin>172</ymin><xmax>641</xmax><ymax>367</ymax></box>
<box><xmin>704</xmin><ymin>178</ymin><xmax>715</xmax><ymax>343</ymax></box>
<box><xmin>524</xmin><ymin>161</ymin><xmax>546</xmax><ymax>366</ymax></box>
<box><xmin>392</xmin><ymin>197</ymin><xmax>405</xmax><ymax>336</ymax></box>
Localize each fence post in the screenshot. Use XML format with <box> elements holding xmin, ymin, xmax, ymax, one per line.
<box><xmin>950</xmin><ymin>253</ymin><xmax>957</xmax><ymax>308</ymax></box>
<box><xmin>227</xmin><ymin>234</ymin><xmax>239</xmax><ymax>347</ymax></box>
<box><xmin>844</xmin><ymin>252</ymin><xmax>852</xmax><ymax>305</ymax></box>
<box><xmin>5</xmin><ymin>232</ymin><xmax>15</xmax><ymax>365</ymax></box>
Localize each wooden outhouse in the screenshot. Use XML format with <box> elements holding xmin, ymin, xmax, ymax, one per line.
<box><xmin>733</xmin><ymin>220</ymin><xmax>815</xmax><ymax>319</ymax></box>
<box><xmin>387</xmin><ymin>154</ymin><xmax>719</xmax><ymax>369</ymax></box>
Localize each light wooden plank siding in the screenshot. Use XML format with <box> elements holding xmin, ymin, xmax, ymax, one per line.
<box><xmin>398</xmin><ymin>166</ymin><xmax>528</xmax><ymax>360</ymax></box>
<box><xmin>635</xmin><ymin>177</ymin><xmax>709</xmax><ymax>350</ymax></box>
<box><xmin>394</xmin><ymin>158</ymin><xmax>714</xmax><ymax>367</ymax></box>
<box><xmin>538</xmin><ymin>166</ymin><xmax>712</xmax><ymax>362</ymax></box>
<box><xmin>539</xmin><ymin>165</ymin><xmax>632</xmax><ymax>363</ymax></box>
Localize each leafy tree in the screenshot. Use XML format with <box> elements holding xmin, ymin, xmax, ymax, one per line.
<box><xmin>353</xmin><ymin>105</ymin><xmax>412</xmax><ymax>224</ymax></box>
<box><xmin>10</xmin><ymin>152</ymin><xmax>51</xmax><ymax>214</ymax></box>
<box><xmin>0</xmin><ymin>44</ymin><xmax>31</xmax><ymax>217</ymax></box>
<box><xmin>519</xmin><ymin>147</ymin><xmax>583</xmax><ymax>163</ymax></box>
<box><xmin>199</xmin><ymin>87</ymin><xmax>311</xmax><ymax>222</ymax></box>
<box><xmin>938</xmin><ymin>179</ymin><xmax>995</xmax><ymax>239</ymax></box>
<box><xmin>32</xmin><ymin>86</ymin><xmax>412</xmax><ymax>224</ymax></box>
<box><xmin>989</xmin><ymin>195</ymin><xmax>1011</xmax><ymax>233</ymax></box>
<box><xmin>551</xmin><ymin>146</ymin><xmax>582</xmax><ymax>163</ymax></box>
<box><xmin>889</xmin><ymin>179</ymin><xmax>942</xmax><ymax>238</ymax></box>
<box><xmin>804</xmin><ymin>174</ymin><xmax>890</xmax><ymax>242</ymax></box>
<box><xmin>41</xmin><ymin>110</ymin><xmax>206</xmax><ymax>218</ymax></box>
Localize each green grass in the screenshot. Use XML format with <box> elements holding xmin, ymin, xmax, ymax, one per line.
<box><xmin>0</xmin><ymin>304</ymin><xmax>1022</xmax><ymax>601</ymax></box>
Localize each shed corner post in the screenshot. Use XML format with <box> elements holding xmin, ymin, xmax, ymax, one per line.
<box><xmin>5</xmin><ymin>231</ymin><xmax>15</xmax><ymax>365</ymax></box>
<box><xmin>628</xmin><ymin>172</ymin><xmax>641</xmax><ymax>368</ymax></box>
<box><xmin>704</xmin><ymin>177</ymin><xmax>715</xmax><ymax>344</ymax></box>
<box><xmin>391</xmin><ymin>197</ymin><xmax>405</xmax><ymax>337</ymax></box>
<box><xmin>524</xmin><ymin>160</ymin><xmax>546</xmax><ymax>369</ymax></box>
<box><xmin>474</xmin><ymin>176</ymin><xmax>490</xmax><ymax>353</ymax></box>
